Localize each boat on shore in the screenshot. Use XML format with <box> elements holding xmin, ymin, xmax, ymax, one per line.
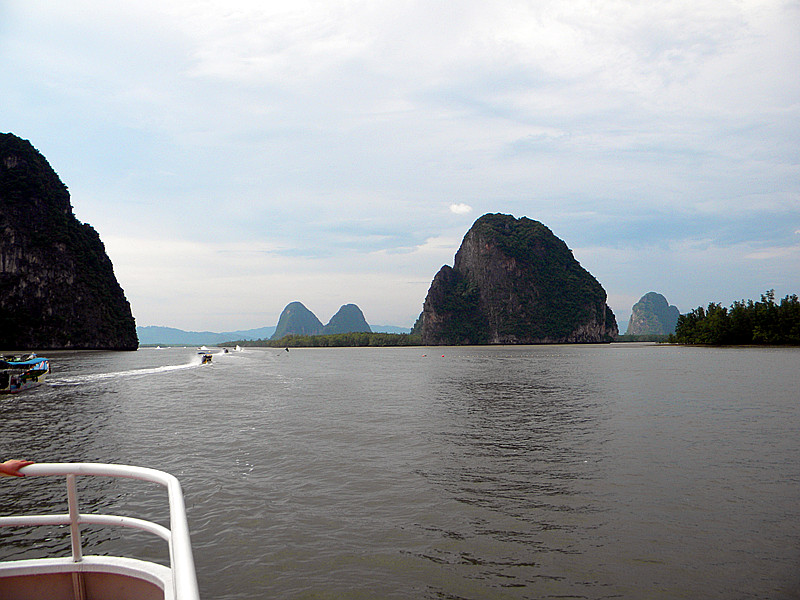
<box><xmin>0</xmin><ymin>354</ymin><xmax>50</xmax><ymax>394</ymax></box>
<box><xmin>0</xmin><ymin>462</ymin><xmax>200</xmax><ymax>600</ymax></box>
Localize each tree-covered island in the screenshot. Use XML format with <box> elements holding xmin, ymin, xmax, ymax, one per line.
<box><xmin>670</xmin><ymin>290</ymin><xmax>800</xmax><ymax>345</ymax></box>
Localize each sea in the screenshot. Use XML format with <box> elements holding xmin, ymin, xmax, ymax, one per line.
<box><xmin>1</xmin><ymin>344</ymin><xmax>799</xmax><ymax>599</ymax></box>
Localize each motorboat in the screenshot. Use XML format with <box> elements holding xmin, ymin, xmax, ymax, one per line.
<box><xmin>0</xmin><ymin>462</ymin><xmax>200</xmax><ymax>600</ymax></box>
<box><xmin>0</xmin><ymin>354</ymin><xmax>50</xmax><ymax>394</ymax></box>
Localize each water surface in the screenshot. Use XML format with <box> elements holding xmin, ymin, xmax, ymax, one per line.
<box><xmin>1</xmin><ymin>344</ymin><xmax>798</xmax><ymax>599</ymax></box>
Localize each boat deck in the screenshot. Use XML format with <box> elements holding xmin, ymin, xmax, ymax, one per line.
<box><xmin>0</xmin><ymin>463</ymin><xmax>200</xmax><ymax>600</ymax></box>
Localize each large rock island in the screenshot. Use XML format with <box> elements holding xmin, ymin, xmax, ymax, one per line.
<box><xmin>626</xmin><ymin>292</ymin><xmax>679</xmax><ymax>335</ymax></box>
<box><xmin>421</xmin><ymin>213</ymin><xmax>617</xmax><ymax>345</ymax></box>
<box><xmin>323</xmin><ymin>304</ymin><xmax>371</xmax><ymax>335</ymax></box>
<box><xmin>0</xmin><ymin>133</ymin><xmax>137</xmax><ymax>350</ymax></box>
<box><xmin>272</xmin><ymin>302</ymin><xmax>323</xmax><ymax>339</ymax></box>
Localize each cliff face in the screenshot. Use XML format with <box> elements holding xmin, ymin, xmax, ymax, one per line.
<box><xmin>271</xmin><ymin>301</ymin><xmax>323</xmax><ymax>339</ymax></box>
<box><xmin>0</xmin><ymin>133</ymin><xmax>137</xmax><ymax>350</ymax></box>
<box><xmin>421</xmin><ymin>213</ymin><xmax>618</xmax><ymax>345</ymax></box>
<box><xmin>323</xmin><ymin>304</ymin><xmax>372</xmax><ymax>335</ymax></box>
<box><xmin>626</xmin><ymin>292</ymin><xmax>679</xmax><ymax>335</ymax></box>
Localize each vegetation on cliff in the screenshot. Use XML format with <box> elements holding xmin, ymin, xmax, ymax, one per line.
<box><xmin>670</xmin><ymin>290</ymin><xmax>800</xmax><ymax>345</ymax></box>
<box><xmin>422</xmin><ymin>266</ymin><xmax>488</xmax><ymax>344</ymax></box>
<box><xmin>0</xmin><ymin>133</ymin><xmax>137</xmax><ymax>350</ymax></box>
<box><xmin>422</xmin><ymin>213</ymin><xmax>617</xmax><ymax>345</ymax></box>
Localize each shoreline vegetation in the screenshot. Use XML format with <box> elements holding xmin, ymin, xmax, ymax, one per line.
<box><xmin>668</xmin><ymin>290</ymin><xmax>800</xmax><ymax>346</ymax></box>
<box><xmin>221</xmin><ymin>333</ymin><xmax>670</xmax><ymax>347</ymax></box>
<box><xmin>139</xmin><ymin>291</ymin><xmax>800</xmax><ymax>348</ymax></box>
<box><xmin>615</xmin><ymin>334</ymin><xmax>670</xmax><ymax>343</ymax></box>
<box><xmin>222</xmin><ymin>332</ymin><xmax>423</xmax><ymax>348</ymax></box>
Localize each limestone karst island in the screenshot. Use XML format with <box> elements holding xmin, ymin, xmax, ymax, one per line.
<box><xmin>0</xmin><ymin>133</ymin><xmax>137</xmax><ymax>350</ymax></box>
<box><xmin>3</xmin><ymin>133</ymin><xmax>621</xmax><ymax>349</ymax></box>
<box><xmin>4</xmin><ymin>133</ymin><xmax>798</xmax><ymax>350</ymax></box>
<box><xmin>420</xmin><ymin>214</ymin><xmax>618</xmax><ymax>345</ymax></box>
<box><xmin>626</xmin><ymin>292</ymin><xmax>680</xmax><ymax>336</ymax></box>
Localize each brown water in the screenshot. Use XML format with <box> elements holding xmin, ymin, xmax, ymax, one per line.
<box><xmin>1</xmin><ymin>344</ymin><xmax>799</xmax><ymax>599</ymax></box>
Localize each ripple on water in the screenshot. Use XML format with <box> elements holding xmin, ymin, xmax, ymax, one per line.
<box><xmin>2</xmin><ymin>346</ymin><xmax>800</xmax><ymax>599</ymax></box>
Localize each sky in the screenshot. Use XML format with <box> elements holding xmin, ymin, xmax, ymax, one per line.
<box><xmin>2</xmin><ymin>0</ymin><xmax>798</xmax><ymax>333</ymax></box>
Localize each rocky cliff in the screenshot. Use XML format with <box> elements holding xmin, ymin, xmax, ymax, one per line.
<box><xmin>626</xmin><ymin>292</ymin><xmax>679</xmax><ymax>335</ymax></box>
<box><xmin>323</xmin><ymin>304</ymin><xmax>371</xmax><ymax>335</ymax></box>
<box><xmin>421</xmin><ymin>213</ymin><xmax>617</xmax><ymax>345</ymax></box>
<box><xmin>0</xmin><ymin>133</ymin><xmax>137</xmax><ymax>350</ymax></box>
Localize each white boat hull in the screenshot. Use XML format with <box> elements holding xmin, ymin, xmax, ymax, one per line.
<box><xmin>0</xmin><ymin>556</ymin><xmax>169</xmax><ymax>600</ymax></box>
<box><xmin>0</xmin><ymin>463</ymin><xmax>200</xmax><ymax>600</ymax></box>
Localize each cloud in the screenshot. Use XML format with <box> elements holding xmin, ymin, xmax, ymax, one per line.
<box><xmin>450</xmin><ymin>203</ymin><xmax>473</xmax><ymax>215</ymax></box>
<box><xmin>3</xmin><ymin>1</ymin><xmax>798</xmax><ymax>330</ymax></box>
<box><xmin>103</xmin><ymin>232</ymin><xmax>459</xmax><ymax>330</ymax></box>
<box><xmin>744</xmin><ymin>246</ymin><xmax>800</xmax><ymax>261</ymax></box>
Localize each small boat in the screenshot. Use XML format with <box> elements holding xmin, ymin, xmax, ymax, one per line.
<box><xmin>0</xmin><ymin>462</ymin><xmax>200</xmax><ymax>600</ymax></box>
<box><xmin>0</xmin><ymin>353</ymin><xmax>50</xmax><ymax>394</ymax></box>
<box><xmin>200</xmin><ymin>354</ymin><xmax>212</xmax><ymax>364</ymax></box>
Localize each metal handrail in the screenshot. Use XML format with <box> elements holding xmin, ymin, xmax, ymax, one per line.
<box><xmin>0</xmin><ymin>463</ymin><xmax>200</xmax><ymax>600</ymax></box>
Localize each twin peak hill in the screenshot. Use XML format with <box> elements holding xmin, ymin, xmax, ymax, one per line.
<box><xmin>2</xmin><ymin>132</ymin><xmax>620</xmax><ymax>349</ymax></box>
<box><xmin>0</xmin><ymin>133</ymin><xmax>137</xmax><ymax>350</ymax></box>
<box><xmin>272</xmin><ymin>302</ymin><xmax>371</xmax><ymax>339</ymax></box>
<box><xmin>420</xmin><ymin>214</ymin><xmax>618</xmax><ymax>345</ymax></box>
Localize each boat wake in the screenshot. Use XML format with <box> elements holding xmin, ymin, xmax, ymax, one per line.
<box><xmin>50</xmin><ymin>353</ymin><xmax>216</xmax><ymax>386</ymax></box>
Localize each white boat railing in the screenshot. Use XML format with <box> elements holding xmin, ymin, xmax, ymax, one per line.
<box><xmin>0</xmin><ymin>462</ymin><xmax>200</xmax><ymax>600</ymax></box>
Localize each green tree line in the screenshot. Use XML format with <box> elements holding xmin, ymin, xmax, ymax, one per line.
<box><xmin>225</xmin><ymin>332</ymin><xmax>423</xmax><ymax>348</ymax></box>
<box><xmin>670</xmin><ymin>290</ymin><xmax>800</xmax><ymax>345</ymax></box>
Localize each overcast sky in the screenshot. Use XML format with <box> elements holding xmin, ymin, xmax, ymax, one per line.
<box><xmin>2</xmin><ymin>0</ymin><xmax>798</xmax><ymax>332</ymax></box>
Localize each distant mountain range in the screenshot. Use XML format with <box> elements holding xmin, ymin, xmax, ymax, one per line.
<box><xmin>136</xmin><ymin>326</ymin><xmax>277</xmax><ymax>346</ymax></box>
<box><xmin>137</xmin><ymin>311</ymin><xmax>411</xmax><ymax>345</ymax></box>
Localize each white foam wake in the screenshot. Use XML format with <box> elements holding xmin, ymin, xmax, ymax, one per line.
<box><xmin>51</xmin><ymin>355</ymin><xmax>207</xmax><ymax>385</ymax></box>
